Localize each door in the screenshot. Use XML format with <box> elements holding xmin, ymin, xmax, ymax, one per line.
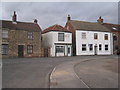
<box><xmin>67</xmin><ymin>47</ymin><xmax>71</xmax><ymax>56</ymax></box>
<box><xmin>44</xmin><ymin>48</ymin><xmax>48</xmax><ymax>57</ymax></box>
<box><xmin>94</xmin><ymin>45</ymin><xmax>97</xmax><ymax>55</ymax></box>
<box><xmin>18</xmin><ymin>45</ymin><xmax>24</xmax><ymax>57</ymax></box>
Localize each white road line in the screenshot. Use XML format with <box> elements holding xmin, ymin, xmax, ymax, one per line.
<box><xmin>50</xmin><ymin>67</ymin><xmax>56</xmax><ymax>80</ymax></box>
<box><xmin>74</xmin><ymin>71</ymin><xmax>90</xmax><ymax>88</ymax></box>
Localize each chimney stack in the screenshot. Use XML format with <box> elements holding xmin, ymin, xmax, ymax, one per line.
<box><xmin>34</xmin><ymin>19</ymin><xmax>38</xmax><ymax>24</ymax></box>
<box><xmin>12</xmin><ymin>11</ymin><xmax>17</xmax><ymax>22</ymax></box>
<box><xmin>67</xmin><ymin>14</ymin><xmax>71</xmax><ymax>21</ymax></box>
<box><xmin>97</xmin><ymin>16</ymin><xmax>103</xmax><ymax>24</ymax></box>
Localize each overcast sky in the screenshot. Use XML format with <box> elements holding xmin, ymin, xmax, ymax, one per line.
<box><xmin>1</xmin><ymin>2</ymin><xmax>118</xmax><ymax>30</ymax></box>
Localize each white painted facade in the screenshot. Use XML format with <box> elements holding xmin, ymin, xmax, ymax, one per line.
<box><xmin>42</xmin><ymin>31</ymin><xmax>72</xmax><ymax>56</ymax></box>
<box><xmin>76</xmin><ymin>30</ymin><xmax>113</xmax><ymax>55</ymax></box>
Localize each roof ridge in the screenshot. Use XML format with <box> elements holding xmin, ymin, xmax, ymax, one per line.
<box><xmin>1</xmin><ymin>20</ymin><xmax>36</xmax><ymax>24</ymax></box>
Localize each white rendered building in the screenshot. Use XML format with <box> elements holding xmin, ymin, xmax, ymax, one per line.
<box><xmin>42</xmin><ymin>24</ymin><xmax>72</xmax><ymax>57</ymax></box>
<box><xmin>76</xmin><ymin>30</ymin><xmax>113</xmax><ymax>55</ymax></box>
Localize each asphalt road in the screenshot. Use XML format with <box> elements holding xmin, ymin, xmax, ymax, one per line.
<box><xmin>2</xmin><ymin>55</ymin><xmax>119</xmax><ymax>88</ymax></box>
<box><xmin>74</xmin><ymin>56</ymin><xmax>118</xmax><ymax>88</ymax></box>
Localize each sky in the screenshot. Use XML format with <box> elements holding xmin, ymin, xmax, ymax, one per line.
<box><xmin>1</xmin><ymin>2</ymin><xmax>119</xmax><ymax>30</ymax></box>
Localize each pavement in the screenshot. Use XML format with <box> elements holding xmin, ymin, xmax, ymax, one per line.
<box><xmin>50</xmin><ymin>56</ymin><xmax>118</xmax><ymax>88</ymax></box>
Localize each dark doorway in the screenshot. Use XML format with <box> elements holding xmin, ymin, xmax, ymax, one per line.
<box><xmin>94</xmin><ymin>46</ymin><xmax>97</xmax><ymax>55</ymax></box>
<box><xmin>18</xmin><ymin>45</ymin><xmax>24</xmax><ymax>57</ymax></box>
<box><xmin>44</xmin><ymin>48</ymin><xmax>48</xmax><ymax>57</ymax></box>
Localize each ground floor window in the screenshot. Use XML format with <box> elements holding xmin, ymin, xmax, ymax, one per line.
<box><xmin>89</xmin><ymin>44</ymin><xmax>93</xmax><ymax>51</ymax></box>
<box><xmin>2</xmin><ymin>44</ymin><xmax>8</xmax><ymax>55</ymax></box>
<box><xmin>82</xmin><ymin>44</ymin><xmax>86</xmax><ymax>51</ymax></box>
<box><xmin>105</xmin><ymin>45</ymin><xmax>108</xmax><ymax>51</ymax></box>
<box><xmin>27</xmin><ymin>45</ymin><xmax>33</xmax><ymax>54</ymax></box>
<box><xmin>99</xmin><ymin>44</ymin><xmax>102</xmax><ymax>51</ymax></box>
<box><xmin>56</xmin><ymin>46</ymin><xmax>64</xmax><ymax>53</ymax></box>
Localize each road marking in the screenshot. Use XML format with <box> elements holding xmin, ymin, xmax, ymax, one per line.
<box><xmin>74</xmin><ymin>71</ymin><xmax>90</xmax><ymax>89</ymax></box>
<box><xmin>50</xmin><ymin>67</ymin><xmax>56</xmax><ymax>80</ymax></box>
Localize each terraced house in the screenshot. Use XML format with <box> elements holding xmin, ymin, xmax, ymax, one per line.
<box><xmin>65</xmin><ymin>15</ymin><xmax>119</xmax><ymax>55</ymax></box>
<box><xmin>1</xmin><ymin>11</ymin><xmax>42</xmax><ymax>58</ymax></box>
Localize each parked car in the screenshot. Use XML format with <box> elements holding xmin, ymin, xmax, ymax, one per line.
<box><xmin>117</xmin><ymin>49</ymin><xmax>120</xmax><ymax>55</ymax></box>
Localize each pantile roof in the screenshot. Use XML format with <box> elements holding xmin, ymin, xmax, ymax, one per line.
<box><xmin>42</xmin><ymin>24</ymin><xmax>71</xmax><ymax>34</ymax></box>
<box><xmin>0</xmin><ymin>20</ymin><xmax>42</xmax><ymax>32</ymax></box>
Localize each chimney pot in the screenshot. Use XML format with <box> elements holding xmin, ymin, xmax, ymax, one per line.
<box><xmin>67</xmin><ymin>14</ymin><xmax>71</xmax><ymax>21</ymax></box>
<box><xmin>34</xmin><ymin>19</ymin><xmax>38</xmax><ymax>24</ymax></box>
<box><xmin>97</xmin><ymin>16</ymin><xmax>103</xmax><ymax>24</ymax></box>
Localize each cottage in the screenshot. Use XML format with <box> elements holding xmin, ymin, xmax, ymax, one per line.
<box><xmin>1</xmin><ymin>11</ymin><xmax>42</xmax><ymax>58</ymax></box>
<box><xmin>65</xmin><ymin>15</ymin><xmax>114</xmax><ymax>55</ymax></box>
<box><xmin>42</xmin><ymin>24</ymin><xmax>72</xmax><ymax>57</ymax></box>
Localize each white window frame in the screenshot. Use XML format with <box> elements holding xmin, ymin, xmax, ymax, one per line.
<box><xmin>58</xmin><ymin>33</ymin><xmax>64</xmax><ymax>41</ymax></box>
<box><xmin>105</xmin><ymin>44</ymin><xmax>109</xmax><ymax>51</ymax></box>
<box><xmin>2</xmin><ymin>44</ymin><xmax>8</xmax><ymax>55</ymax></box>
<box><xmin>81</xmin><ymin>32</ymin><xmax>86</xmax><ymax>39</ymax></box>
<box><xmin>28</xmin><ymin>32</ymin><xmax>33</xmax><ymax>39</ymax></box>
<box><xmin>82</xmin><ymin>44</ymin><xmax>86</xmax><ymax>51</ymax></box>
<box><xmin>2</xmin><ymin>30</ymin><xmax>8</xmax><ymax>38</ymax></box>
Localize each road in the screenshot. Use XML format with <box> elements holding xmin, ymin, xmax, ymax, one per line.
<box><xmin>2</xmin><ymin>55</ymin><xmax>118</xmax><ymax>88</ymax></box>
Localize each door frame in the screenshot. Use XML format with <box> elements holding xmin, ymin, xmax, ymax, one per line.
<box><xmin>94</xmin><ymin>45</ymin><xmax>97</xmax><ymax>55</ymax></box>
<box><xmin>18</xmin><ymin>45</ymin><xmax>24</xmax><ymax>57</ymax></box>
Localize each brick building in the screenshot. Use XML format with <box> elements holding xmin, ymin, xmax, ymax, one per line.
<box><xmin>1</xmin><ymin>11</ymin><xmax>42</xmax><ymax>58</ymax></box>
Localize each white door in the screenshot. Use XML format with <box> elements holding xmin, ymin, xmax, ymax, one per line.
<box><xmin>67</xmin><ymin>46</ymin><xmax>71</xmax><ymax>56</ymax></box>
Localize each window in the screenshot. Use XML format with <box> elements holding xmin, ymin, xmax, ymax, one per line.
<box><xmin>68</xmin><ymin>47</ymin><xmax>70</xmax><ymax>54</ymax></box>
<box><xmin>28</xmin><ymin>32</ymin><xmax>33</xmax><ymax>39</ymax></box>
<box><xmin>113</xmin><ymin>36</ymin><xmax>117</xmax><ymax>41</ymax></box>
<box><xmin>105</xmin><ymin>45</ymin><xmax>108</xmax><ymax>51</ymax></box>
<box><xmin>56</xmin><ymin>46</ymin><xmax>64</xmax><ymax>53</ymax></box>
<box><xmin>58</xmin><ymin>33</ymin><xmax>64</xmax><ymax>41</ymax></box>
<box><xmin>82</xmin><ymin>32</ymin><xmax>86</xmax><ymax>39</ymax></box>
<box><xmin>104</xmin><ymin>34</ymin><xmax>108</xmax><ymax>40</ymax></box>
<box><xmin>99</xmin><ymin>44</ymin><xmax>102</xmax><ymax>51</ymax></box>
<box><xmin>27</xmin><ymin>45</ymin><xmax>33</xmax><ymax>54</ymax></box>
<box><xmin>89</xmin><ymin>44</ymin><xmax>93</xmax><ymax>51</ymax></box>
<box><xmin>82</xmin><ymin>44</ymin><xmax>86</xmax><ymax>51</ymax></box>
<box><xmin>94</xmin><ymin>33</ymin><xmax>98</xmax><ymax>39</ymax></box>
<box><xmin>2</xmin><ymin>44</ymin><xmax>8</xmax><ymax>55</ymax></box>
<box><xmin>2</xmin><ymin>30</ymin><xmax>8</xmax><ymax>38</ymax></box>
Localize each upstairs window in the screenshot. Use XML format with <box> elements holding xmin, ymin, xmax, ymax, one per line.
<box><xmin>2</xmin><ymin>30</ymin><xmax>8</xmax><ymax>38</ymax></box>
<box><xmin>58</xmin><ymin>33</ymin><xmax>64</xmax><ymax>41</ymax></box>
<box><xmin>82</xmin><ymin>44</ymin><xmax>86</xmax><ymax>51</ymax></box>
<box><xmin>104</xmin><ymin>34</ymin><xmax>108</xmax><ymax>40</ymax></box>
<box><xmin>94</xmin><ymin>33</ymin><xmax>98</xmax><ymax>39</ymax></box>
<box><xmin>81</xmin><ymin>32</ymin><xmax>86</xmax><ymax>39</ymax></box>
<box><xmin>28</xmin><ymin>32</ymin><xmax>33</xmax><ymax>39</ymax></box>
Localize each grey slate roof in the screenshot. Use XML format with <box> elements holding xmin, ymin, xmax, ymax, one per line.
<box><xmin>69</xmin><ymin>20</ymin><xmax>111</xmax><ymax>32</ymax></box>
<box><xmin>0</xmin><ymin>20</ymin><xmax>42</xmax><ymax>32</ymax></box>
